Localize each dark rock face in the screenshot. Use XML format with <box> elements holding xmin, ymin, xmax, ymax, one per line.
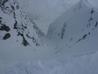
<box><xmin>22</xmin><ymin>35</ymin><xmax>29</xmax><ymax>46</ymax></box>
<box><xmin>61</xmin><ymin>23</ymin><xmax>67</xmax><ymax>39</ymax></box>
<box><xmin>3</xmin><ymin>33</ymin><xmax>11</xmax><ymax>40</ymax></box>
<box><xmin>0</xmin><ymin>0</ymin><xmax>9</xmax><ymax>6</ymax></box>
<box><xmin>0</xmin><ymin>24</ymin><xmax>10</xmax><ymax>32</ymax></box>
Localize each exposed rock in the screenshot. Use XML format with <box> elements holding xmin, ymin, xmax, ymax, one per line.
<box><xmin>3</xmin><ymin>33</ymin><xmax>11</xmax><ymax>40</ymax></box>
<box><xmin>0</xmin><ymin>0</ymin><xmax>43</xmax><ymax>47</ymax></box>
<box><xmin>0</xmin><ymin>24</ymin><xmax>10</xmax><ymax>32</ymax></box>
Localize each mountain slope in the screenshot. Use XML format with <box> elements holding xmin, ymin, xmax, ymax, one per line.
<box><xmin>0</xmin><ymin>0</ymin><xmax>45</xmax><ymax>47</ymax></box>
<box><xmin>47</xmin><ymin>0</ymin><xmax>98</xmax><ymax>57</ymax></box>
<box><xmin>0</xmin><ymin>0</ymin><xmax>47</xmax><ymax>72</ymax></box>
<box><xmin>0</xmin><ymin>0</ymin><xmax>98</xmax><ymax>74</ymax></box>
<box><xmin>0</xmin><ymin>0</ymin><xmax>98</xmax><ymax>63</ymax></box>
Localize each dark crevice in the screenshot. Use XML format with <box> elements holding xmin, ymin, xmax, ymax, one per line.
<box><xmin>22</xmin><ymin>36</ymin><xmax>29</xmax><ymax>46</ymax></box>
<box><xmin>1</xmin><ymin>0</ymin><xmax>8</xmax><ymax>6</ymax></box>
<box><xmin>17</xmin><ymin>32</ymin><xmax>23</xmax><ymax>36</ymax></box>
<box><xmin>95</xmin><ymin>21</ymin><xmax>98</xmax><ymax>28</ymax></box>
<box><xmin>13</xmin><ymin>19</ymin><xmax>30</xmax><ymax>46</ymax></box>
<box><xmin>11</xmin><ymin>5</ymin><xmax>15</xmax><ymax>10</ymax></box>
<box><xmin>13</xmin><ymin>20</ymin><xmax>17</xmax><ymax>29</ymax></box>
<box><xmin>90</xmin><ymin>9</ymin><xmax>95</xmax><ymax>14</ymax></box>
<box><xmin>87</xmin><ymin>9</ymin><xmax>95</xmax><ymax>28</ymax></box>
<box><xmin>26</xmin><ymin>34</ymin><xmax>40</xmax><ymax>46</ymax></box>
<box><xmin>3</xmin><ymin>33</ymin><xmax>11</xmax><ymax>40</ymax></box>
<box><xmin>13</xmin><ymin>11</ymin><xmax>16</xmax><ymax>19</ymax></box>
<box><xmin>0</xmin><ymin>24</ymin><xmax>10</xmax><ymax>32</ymax></box>
<box><xmin>17</xmin><ymin>32</ymin><xmax>29</xmax><ymax>46</ymax></box>
<box><xmin>61</xmin><ymin>23</ymin><xmax>66</xmax><ymax>39</ymax></box>
<box><xmin>76</xmin><ymin>32</ymin><xmax>90</xmax><ymax>43</ymax></box>
<box><xmin>0</xmin><ymin>19</ymin><xmax>2</xmax><ymax>23</ymax></box>
<box><xmin>0</xmin><ymin>17</ymin><xmax>2</xmax><ymax>19</ymax></box>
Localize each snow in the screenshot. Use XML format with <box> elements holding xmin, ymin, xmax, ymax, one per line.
<box><xmin>0</xmin><ymin>0</ymin><xmax>98</xmax><ymax>74</ymax></box>
<box><xmin>47</xmin><ymin>0</ymin><xmax>98</xmax><ymax>57</ymax></box>
<box><xmin>88</xmin><ymin>0</ymin><xmax>98</xmax><ymax>9</ymax></box>
<box><xmin>3</xmin><ymin>51</ymin><xmax>98</xmax><ymax>74</ymax></box>
<box><xmin>19</xmin><ymin>0</ymin><xmax>80</xmax><ymax>34</ymax></box>
<box><xmin>19</xmin><ymin>0</ymin><xmax>98</xmax><ymax>34</ymax></box>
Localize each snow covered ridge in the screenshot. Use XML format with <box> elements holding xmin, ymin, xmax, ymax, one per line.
<box><xmin>47</xmin><ymin>0</ymin><xmax>98</xmax><ymax>55</ymax></box>
<box><xmin>0</xmin><ymin>0</ymin><xmax>98</xmax><ymax>55</ymax></box>
<box><xmin>0</xmin><ymin>0</ymin><xmax>44</xmax><ymax>47</ymax></box>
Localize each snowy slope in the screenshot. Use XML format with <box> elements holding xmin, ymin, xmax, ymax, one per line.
<box><xmin>0</xmin><ymin>0</ymin><xmax>47</xmax><ymax>72</ymax></box>
<box><xmin>47</xmin><ymin>0</ymin><xmax>98</xmax><ymax>57</ymax></box>
<box><xmin>4</xmin><ymin>51</ymin><xmax>98</xmax><ymax>74</ymax></box>
<box><xmin>0</xmin><ymin>0</ymin><xmax>98</xmax><ymax>74</ymax></box>
<box><xmin>87</xmin><ymin>0</ymin><xmax>98</xmax><ymax>10</ymax></box>
<box><xmin>0</xmin><ymin>0</ymin><xmax>44</xmax><ymax>47</ymax></box>
<box><xmin>19</xmin><ymin>0</ymin><xmax>80</xmax><ymax>34</ymax></box>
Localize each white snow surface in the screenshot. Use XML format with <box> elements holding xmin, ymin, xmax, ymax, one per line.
<box><xmin>0</xmin><ymin>0</ymin><xmax>98</xmax><ymax>74</ymax></box>
<box><xmin>88</xmin><ymin>0</ymin><xmax>98</xmax><ymax>9</ymax></box>
<box><xmin>3</xmin><ymin>51</ymin><xmax>98</xmax><ymax>74</ymax></box>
